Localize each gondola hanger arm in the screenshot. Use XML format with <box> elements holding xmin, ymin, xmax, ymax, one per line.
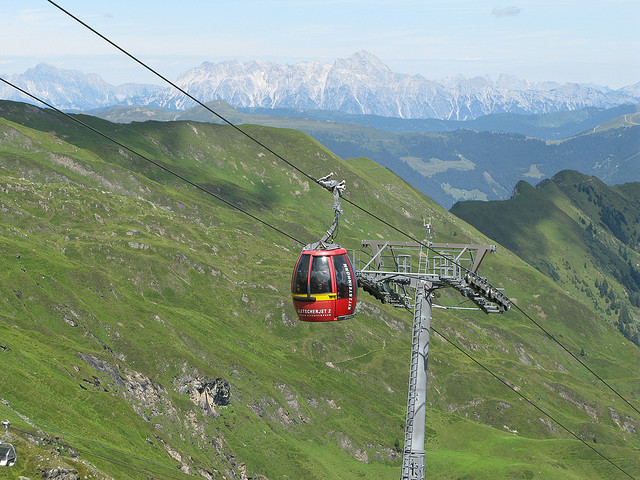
<box><xmin>314</xmin><ymin>173</ymin><xmax>345</xmax><ymax>246</ymax></box>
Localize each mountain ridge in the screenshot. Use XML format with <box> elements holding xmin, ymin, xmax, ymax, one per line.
<box><xmin>86</xmin><ymin>100</ymin><xmax>640</xmax><ymax>209</ymax></box>
<box><xmin>94</xmin><ymin>101</ymin><xmax>640</xmax><ymax>140</ymax></box>
<box><xmin>2</xmin><ymin>51</ymin><xmax>638</xmax><ymax>120</ymax></box>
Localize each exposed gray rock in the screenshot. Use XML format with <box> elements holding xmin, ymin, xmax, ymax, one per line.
<box><xmin>176</xmin><ymin>372</ymin><xmax>232</xmax><ymax>417</ymax></box>
<box><xmin>40</xmin><ymin>468</ymin><xmax>79</xmax><ymax>480</ymax></box>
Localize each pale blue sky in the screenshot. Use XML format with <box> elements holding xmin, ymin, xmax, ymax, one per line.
<box><xmin>2</xmin><ymin>0</ymin><xmax>639</xmax><ymax>88</ymax></box>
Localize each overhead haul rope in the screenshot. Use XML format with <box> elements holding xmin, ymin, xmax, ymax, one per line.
<box><xmin>43</xmin><ymin>0</ymin><xmax>640</xmax><ymax>300</ymax></box>
<box><xmin>2</xmin><ymin>78</ymin><xmax>636</xmax><ymax>480</ymax></box>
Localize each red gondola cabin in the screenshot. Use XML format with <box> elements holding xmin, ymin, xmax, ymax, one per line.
<box><xmin>291</xmin><ymin>246</ymin><xmax>357</xmax><ymax>322</ymax></box>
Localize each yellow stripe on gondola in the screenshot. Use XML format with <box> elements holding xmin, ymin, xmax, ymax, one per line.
<box><xmin>292</xmin><ymin>293</ymin><xmax>337</xmax><ymax>301</ymax></box>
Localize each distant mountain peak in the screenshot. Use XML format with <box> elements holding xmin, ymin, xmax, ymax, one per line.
<box><xmin>336</xmin><ymin>50</ymin><xmax>391</xmax><ymax>73</ymax></box>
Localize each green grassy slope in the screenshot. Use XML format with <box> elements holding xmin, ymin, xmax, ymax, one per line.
<box><xmin>451</xmin><ymin>170</ymin><xmax>640</xmax><ymax>346</ymax></box>
<box><xmin>0</xmin><ymin>101</ymin><xmax>638</xmax><ymax>479</ymax></box>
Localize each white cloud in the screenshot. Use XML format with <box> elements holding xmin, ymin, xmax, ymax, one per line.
<box><xmin>492</xmin><ymin>6</ymin><xmax>522</xmax><ymax>17</ymax></box>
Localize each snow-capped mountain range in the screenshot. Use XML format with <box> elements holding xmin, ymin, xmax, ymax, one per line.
<box><xmin>2</xmin><ymin>51</ymin><xmax>639</xmax><ymax>120</ymax></box>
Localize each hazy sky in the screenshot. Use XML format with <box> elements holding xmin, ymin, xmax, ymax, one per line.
<box><xmin>2</xmin><ymin>0</ymin><xmax>639</xmax><ymax>89</ymax></box>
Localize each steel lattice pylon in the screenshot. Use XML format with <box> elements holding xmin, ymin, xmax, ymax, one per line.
<box><xmin>353</xmin><ymin>237</ymin><xmax>509</xmax><ymax>480</ymax></box>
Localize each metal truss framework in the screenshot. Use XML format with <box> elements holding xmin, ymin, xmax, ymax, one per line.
<box><xmin>353</xmin><ymin>239</ymin><xmax>510</xmax><ymax>480</ymax></box>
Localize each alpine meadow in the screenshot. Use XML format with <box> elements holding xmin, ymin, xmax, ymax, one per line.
<box><xmin>0</xmin><ymin>99</ymin><xmax>639</xmax><ymax>479</ymax></box>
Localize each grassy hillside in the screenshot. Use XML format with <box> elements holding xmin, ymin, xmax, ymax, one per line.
<box><xmin>0</xmin><ymin>101</ymin><xmax>639</xmax><ymax>479</ymax></box>
<box><xmin>451</xmin><ymin>170</ymin><xmax>640</xmax><ymax>347</ymax></box>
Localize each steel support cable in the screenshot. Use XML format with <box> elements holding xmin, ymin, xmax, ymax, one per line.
<box><xmin>0</xmin><ymin>414</ymin><xmax>196</xmax><ymax>479</ymax></box>
<box><xmin>0</xmin><ymin>77</ymin><xmax>304</xmax><ymax>248</ymax></box>
<box><xmin>512</xmin><ymin>302</ymin><xmax>640</xmax><ymax>416</ymax></box>
<box><xmin>44</xmin><ymin>0</ymin><xmax>445</xmax><ymax>256</ymax></box>
<box><xmin>430</xmin><ymin>326</ymin><xmax>638</xmax><ymax>480</ymax></box>
<box><xmin>29</xmin><ymin>0</ymin><xmax>640</xmax><ymax>435</ymax></box>
<box><xmin>9</xmin><ymin>0</ymin><xmax>640</xmax><ymax>425</ymax></box>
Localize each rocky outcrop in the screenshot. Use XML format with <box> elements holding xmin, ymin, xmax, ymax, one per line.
<box><xmin>80</xmin><ymin>354</ymin><xmax>178</xmax><ymax>423</ymax></box>
<box><xmin>188</xmin><ymin>378</ymin><xmax>231</xmax><ymax>417</ymax></box>
<box><xmin>40</xmin><ymin>468</ymin><xmax>80</xmax><ymax>480</ymax></box>
<box><xmin>174</xmin><ymin>368</ymin><xmax>232</xmax><ymax>417</ymax></box>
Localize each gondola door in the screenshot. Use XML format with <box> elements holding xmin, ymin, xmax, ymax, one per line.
<box><xmin>332</xmin><ymin>252</ymin><xmax>357</xmax><ymax>320</ymax></box>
